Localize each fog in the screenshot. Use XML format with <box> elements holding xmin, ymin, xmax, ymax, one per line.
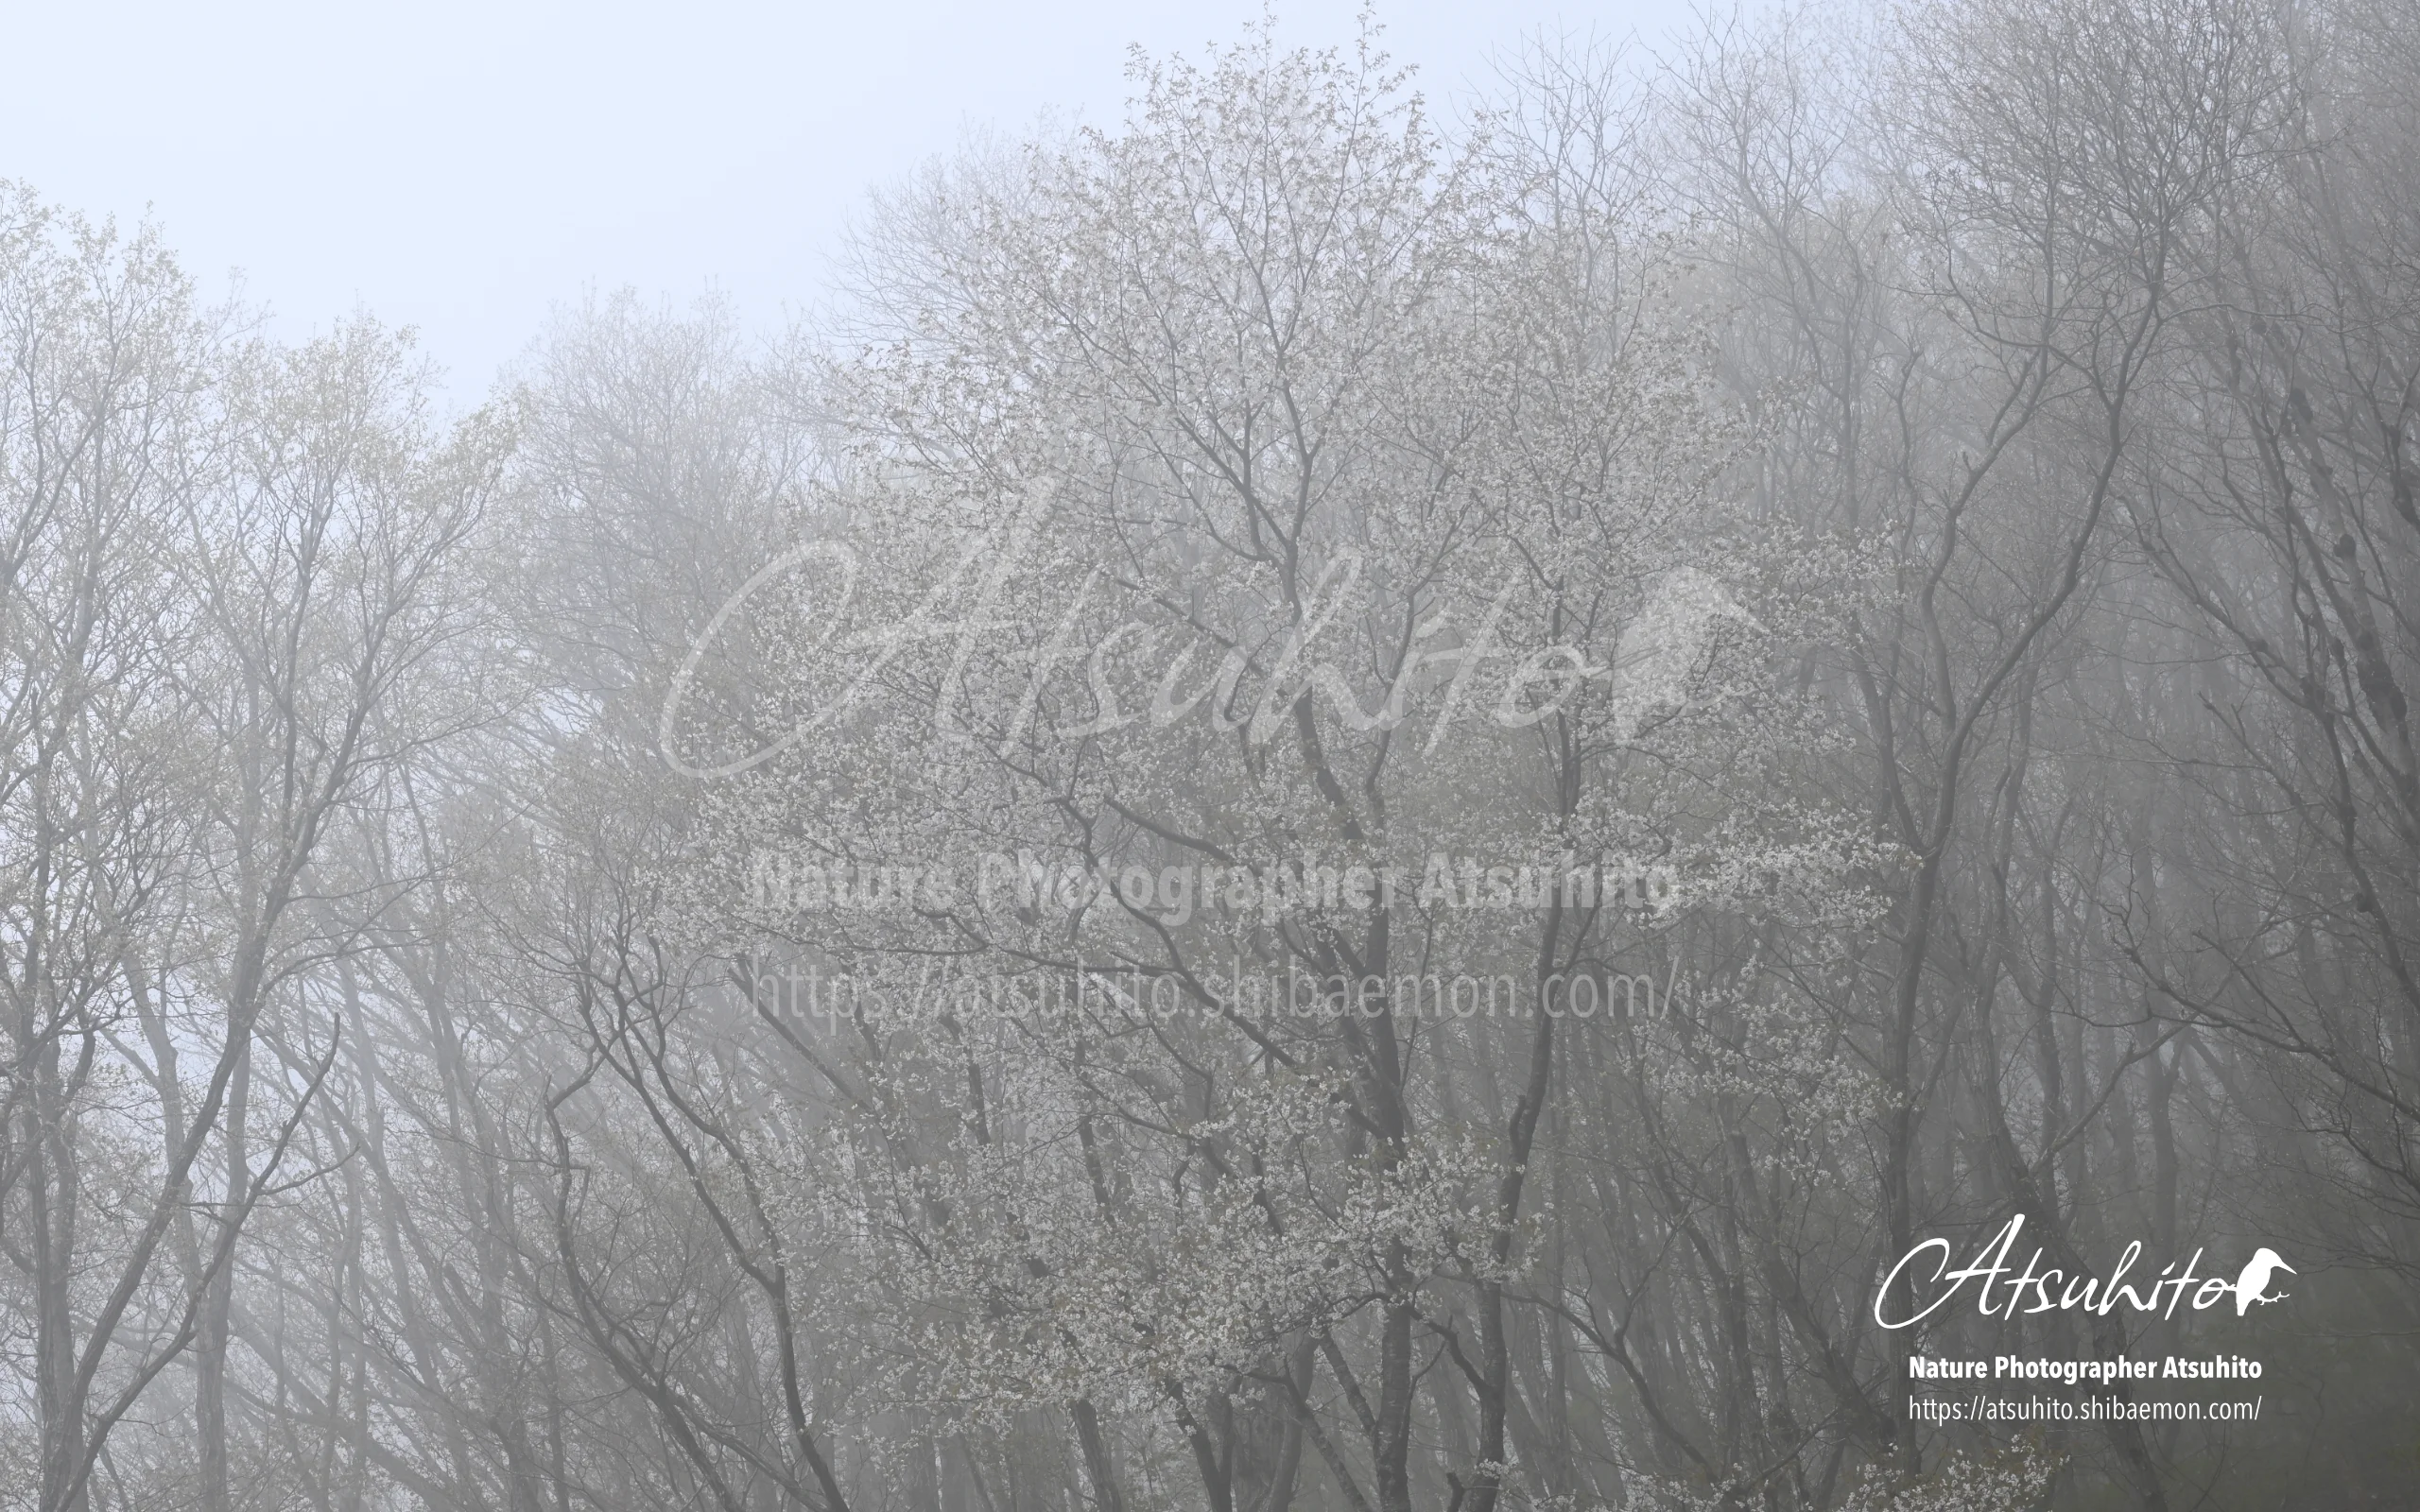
<box><xmin>6</xmin><ymin>4</ymin><xmax>2419</xmax><ymax>1512</ymax></box>
<box><xmin>1</xmin><ymin>0</ymin><xmax>1695</xmax><ymax>396</ymax></box>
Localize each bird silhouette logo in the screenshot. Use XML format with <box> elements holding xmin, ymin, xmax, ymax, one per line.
<box><xmin>2232</xmin><ymin>1248</ymin><xmax>2295</xmax><ymax>1315</ymax></box>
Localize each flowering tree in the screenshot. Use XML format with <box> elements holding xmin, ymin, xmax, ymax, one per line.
<box><xmin>635</xmin><ymin>27</ymin><xmax>1886</xmax><ymax>1512</ymax></box>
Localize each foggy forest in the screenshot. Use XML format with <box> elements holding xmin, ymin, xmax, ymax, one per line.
<box><xmin>5</xmin><ymin>2</ymin><xmax>2419</xmax><ymax>1509</ymax></box>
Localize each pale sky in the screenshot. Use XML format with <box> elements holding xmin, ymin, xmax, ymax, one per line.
<box><xmin>4</xmin><ymin>1</ymin><xmax>1696</xmax><ymax>403</ymax></box>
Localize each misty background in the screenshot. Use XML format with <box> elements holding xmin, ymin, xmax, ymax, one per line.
<box><xmin>0</xmin><ymin>0</ymin><xmax>1692</xmax><ymax>397</ymax></box>
<box><xmin>7</xmin><ymin>3</ymin><xmax>2420</xmax><ymax>1512</ymax></box>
